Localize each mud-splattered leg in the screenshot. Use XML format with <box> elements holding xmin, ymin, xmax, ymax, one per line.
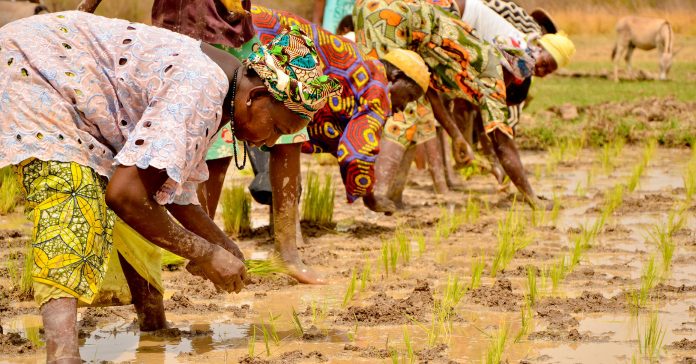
<box><xmin>42</xmin><ymin>297</ymin><xmax>80</xmax><ymax>364</ymax></box>
<box><xmin>270</xmin><ymin>143</ymin><xmax>325</xmax><ymax>284</ymax></box>
<box><xmin>120</xmin><ymin>253</ymin><xmax>166</xmax><ymax>331</ymax></box>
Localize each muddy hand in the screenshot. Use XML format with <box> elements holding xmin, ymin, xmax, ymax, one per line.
<box><xmin>187</xmin><ymin>245</ymin><xmax>247</xmax><ymax>293</ymax></box>
<box><xmin>452</xmin><ymin>137</ymin><xmax>474</xmax><ymax>166</ymax></box>
<box><xmin>363</xmin><ymin>192</ymin><xmax>396</xmax><ymax>215</ymax></box>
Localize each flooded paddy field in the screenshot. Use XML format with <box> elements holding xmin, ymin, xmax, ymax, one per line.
<box><xmin>2</xmin><ymin>142</ymin><xmax>695</xmax><ymax>363</ymax></box>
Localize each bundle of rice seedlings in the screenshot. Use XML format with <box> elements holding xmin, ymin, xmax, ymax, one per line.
<box><xmin>221</xmin><ymin>185</ymin><xmax>252</xmax><ymax>236</ymax></box>
<box><xmin>244</xmin><ymin>254</ymin><xmax>289</xmax><ymax>277</ymax></box>
<box><xmin>161</xmin><ymin>249</ymin><xmax>186</xmax><ymax>270</ymax></box>
<box><xmin>0</xmin><ymin>166</ymin><xmax>21</xmax><ymax>215</ymax></box>
<box><xmin>301</xmin><ymin>171</ymin><xmax>334</xmax><ymax>226</ymax></box>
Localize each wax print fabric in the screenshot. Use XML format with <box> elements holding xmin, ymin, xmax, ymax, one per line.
<box><xmin>353</xmin><ymin>0</ymin><xmax>512</xmax><ymax>137</ymax></box>
<box><xmin>252</xmin><ymin>5</ymin><xmax>391</xmax><ymax>201</ymax></box>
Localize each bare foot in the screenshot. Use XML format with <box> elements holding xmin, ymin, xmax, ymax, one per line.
<box><xmin>363</xmin><ymin>193</ymin><xmax>397</xmax><ymax>215</ymax></box>
<box><xmin>285</xmin><ymin>260</ymin><xmax>327</xmax><ymax>285</ymax></box>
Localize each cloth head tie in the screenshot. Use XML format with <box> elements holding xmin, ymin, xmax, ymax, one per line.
<box><xmin>245</xmin><ymin>25</ymin><xmax>342</xmax><ymax>121</ymax></box>
<box><xmin>538</xmin><ymin>31</ymin><xmax>575</xmax><ymax>68</ymax></box>
<box><xmin>381</xmin><ymin>49</ymin><xmax>431</xmax><ymax>92</ymax></box>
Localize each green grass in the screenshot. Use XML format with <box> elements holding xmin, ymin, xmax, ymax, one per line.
<box><xmin>20</xmin><ymin>241</ymin><xmax>33</xmax><ymax>296</ymax></box>
<box><xmin>638</xmin><ymin>311</ymin><xmax>666</xmax><ymax>363</ymax></box>
<box><xmin>248</xmin><ymin>324</ymin><xmax>256</xmax><ymax>358</ymax></box>
<box><xmin>359</xmin><ymin>259</ymin><xmax>371</xmax><ymax>292</ymax></box>
<box><xmin>465</xmin><ymin>193</ymin><xmax>481</xmax><ymax>223</ymax></box>
<box><xmin>301</xmin><ymin>171</ymin><xmax>335</xmax><ymax>226</ymax></box>
<box><xmin>514</xmin><ymin>301</ymin><xmax>533</xmax><ymax>343</ymax></box>
<box><xmin>290</xmin><ymin>307</ymin><xmax>304</xmax><ymax>336</ymax></box>
<box><xmin>0</xmin><ymin>166</ymin><xmax>21</xmax><ymax>215</ymax></box>
<box><xmin>220</xmin><ymin>185</ymin><xmax>251</xmax><ymax>236</ymax></box>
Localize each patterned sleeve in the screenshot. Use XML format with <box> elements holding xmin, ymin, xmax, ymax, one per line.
<box><xmin>114</xmin><ymin>57</ymin><xmax>227</xmax><ymax>205</ymax></box>
<box><xmin>337</xmin><ymin>68</ymin><xmax>391</xmax><ymax>202</ymax></box>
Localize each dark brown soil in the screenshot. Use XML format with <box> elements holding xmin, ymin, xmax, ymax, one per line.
<box><xmin>536</xmin><ymin>291</ymin><xmax>626</xmax><ymax>313</ymax></box>
<box><xmin>468</xmin><ymin>278</ymin><xmax>521</xmax><ymax>311</ymax></box>
<box><xmin>669</xmin><ymin>339</ymin><xmax>696</xmax><ymax>350</ymax></box>
<box><xmin>337</xmin><ymin>280</ymin><xmax>433</xmax><ymax>325</ymax></box>
<box><xmin>0</xmin><ymin>332</ymin><xmax>35</xmax><ymax>355</ymax></box>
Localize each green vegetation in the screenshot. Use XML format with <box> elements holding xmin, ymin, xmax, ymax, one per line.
<box><xmin>359</xmin><ymin>260</ymin><xmax>371</xmax><ymax>292</ymax></box>
<box><xmin>342</xmin><ymin>268</ymin><xmax>357</xmax><ymax>307</ymax></box>
<box><xmin>245</xmin><ymin>255</ymin><xmax>289</xmax><ymax>277</ymax></box>
<box><xmin>628</xmin><ymin>256</ymin><xmax>661</xmax><ymax>313</ymax></box>
<box><xmin>469</xmin><ymin>255</ymin><xmax>485</xmax><ymax>290</ymax></box>
<box><xmin>514</xmin><ymin>301</ymin><xmax>534</xmax><ymax>343</ymax></box>
<box><xmin>638</xmin><ymin>311</ymin><xmax>666</xmax><ymax>363</ymax></box>
<box><xmin>549</xmin><ymin>256</ymin><xmax>569</xmax><ymax>293</ymax></box>
<box><xmin>290</xmin><ymin>307</ymin><xmax>304</xmax><ymax>336</ymax></box>
<box><xmin>491</xmin><ymin>203</ymin><xmax>531</xmax><ymax>277</ymax></box>
<box><xmin>301</xmin><ymin>171</ymin><xmax>335</xmax><ymax>226</ymax></box>
<box><xmin>248</xmin><ymin>324</ymin><xmax>256</xmax><ymax>358</ymax></box>
<box><xmin>484</xmin><ymin>323</ymin><xmax>510</xmax><ymax>364</ymax></box>
<box><xmin>526</xmin><ymin>266</ymin><xmax>538</xmax><ymax>306</ymax></box>
<box><xmin>0</xmin><ymin>166</ymin><xmax>21</xmax><ymax>215</ymax></box>
<box><xmin>220</xmin><ymin>185</ymin><xmax>251</xmax><ymax>236</ymax></box>
<box><xmin>20</xmin><ymin>241</ymin><xmax>33</xmax><ymax>296</ymax></box>
<box><xmin>465</xmin><ymin>193</ymin><xmax>480</xmax><ymax>223</ymax></box>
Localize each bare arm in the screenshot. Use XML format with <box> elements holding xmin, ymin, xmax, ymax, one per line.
<box><xmin>313</xmin><ymin>0</ymin><xmax>327</xmax><ymax>25</ymax></box>
<box><xmin>76</xmin><ymin>0</ymin><xmax>102</xmax><ymax>13</ymax></box>
<box><xmin>167</xmin><ymin>202</ymin><xmax>244</xmax><ymax>260</ymax></box>
<box><xmin>106</xmin><ymin>165</ymin><xmax>246</xmax><ymax>292</ymax></box>
<box><xmin>427</xmin><ymin>88</ymin><xmax>474</xmax><ymax>165</ymax></box>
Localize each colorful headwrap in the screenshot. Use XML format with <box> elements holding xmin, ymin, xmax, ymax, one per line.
<box><xmin>245</xmin><ymin>25</ymin><xmax>342</xmax><ymax>121</ymax></box>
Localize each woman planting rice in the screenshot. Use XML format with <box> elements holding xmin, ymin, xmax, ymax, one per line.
<box><xmin>354</xmin><ymin>0</ymin><xmax>548</xmax><ymax>209</ymax></box>
<box><xmin>233</xmin><ymin>5</ymin><xmax>427</xmax><ymax>283</ymax></box>
<box><xmin>0</xmin><ymin>11</ymin><xmax>338</xmax><ymax>363</ymax></box>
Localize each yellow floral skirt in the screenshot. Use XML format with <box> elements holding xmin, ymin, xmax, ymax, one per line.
<box><xmin>15</xmin><ymin>159</ymin><xmax>162</xmax><ymax>307</ymax></box>
<box><xmin>383</xmin><ymin>97</ymin><xmax>438</xmax><ymax>148</ymax></box>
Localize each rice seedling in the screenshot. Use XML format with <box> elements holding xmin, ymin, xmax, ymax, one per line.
<box><xmin>248</xmin><ymin>324</ymin><xmax>256</xmax><ymax>358</ymax></box>
<box><xmin>605</xmin><ymin>184</ymin><xmax>625</xmax><ymax>212</ymax></box>
<box><xmin>569</xmin><ymin>234</ymin><xmax>586</xmax><ymax>271</ymax></box>
<box><xmin>259</xmin><ymin>320</ymin><xmax>272</xmax><ymax>356</ymax></box>
<box><xmin>396</xmin><ymin>228</ymin><xmax>411</xmax><ymax>264</ymax></box>
<box><xmin>539</xmin><ymin>266</ymin><xmax>550</xmax><ymax>297</ymax></box>
<box><xmin>491</xmin><ymin>203</ymin><xmax>530</xmax><ymax>277</ymax></box>
<box><xmin>359</xmin><ymin>260</ymin><xmax>371</xmax><ymax>292</ymax></box>
<box><xmin>628</xmin><ymin>256</ymin><xmax>660</xmax><ymax>313</ymax></box>
<box><xmin>309</xmin><ymin>300</ymin><xmax>329</xmax><ymax>328</ymax></box>
<box><xmin>514</xmin><ymin>300</ymin><xmax>533</xmax><ymax>343</ymax></box>
<box><xmin>627</xmin><ymin>162</ymin><xmax>645</xmax><ymax>192</ymax></box>
<box><xmin>465</xmin><ymin>193</ymin><xmax>480</xmax><ymax>223</ymax></box>
<box><xmin>574</xmin><ymin>181</ymin><xmax>586</xmax><ymax>197</ymax></box>
<box><xmin>647</xmin><ymin>222</ymin><xmax>676</xmax><ymax>272</ymax></box>
<box><xmin>245</xmin><ymin>254</ymin><xmax>289</xmax><ymax>277</ymax></box>
<box><xmin>549</xmin><ymin>255</ymin><xmax>568</xmax><ymax>293</ymax></box>
<box><xmin>526</xmin><ymin>266</ymin><xmax>538</xmax><ymax>306</ymax></box>
<box><xmin>161</xmin><ymin>249</ymin><xmax>186</xmax><ymax>269</ymax></box>
<box><xmin>20</xmin><ymin>242</ymin><xmax>33</xmax><ymax>296</ymax></box>
<box><xmin>290</xmin><ymin>307</ymin><xmax>304</xmax><ymax>336</ymax></box>
<box><xmin>381</xmin><ymin>239</ymin><xmax>389</xmax><ymax>276</ymax></box>
<box><xmin>267</xmin><ymin>312</ymin><xmax>281</xmax><ymax>345</ymax></box>
<box><xmin>301</xmin><ymin>171</ymin><xmax>335</xmax><ymax>226</ymax></box>
<box><xmin>347</xmin><ymin>316</ymin><xmax>359</xmax><ymax>342</ymax></box>
<box><xmin>638</xmin><ymin>311</ymin><xmax>666</xmax><ymax>363</ymax></box>
<box><xmin>549</xmin><ymin>194</ymin><xmax>561</xmax><ymax>225</ymax></box>
<box><xmin>469</xmin><ymin>254</ymin><xmax>485</xmax><ymax>290</ymax></box>
<box><xmin>683</xmin><ymin>162</ymin><xmax>696</xmax><ymax>201</ymax></box>
<box><xmin>25</xmin><ymin>326</ymin><xmax>44</xmax><ymax>348</ymax></box>
<box><xmin>416</xmin><ymin>230</ymin><xmax>426</xmax><ymax>257</ymax></box>
<box><xmin>389</xmin><ymin>240</ymin><xmax>399</xmax><ymax>273</ymax></box>
<box><xmin>599</xmin><ymin>138</ymin><xmax>625</xmax><ymax>174</ymax></box>
<box><xmin>534</xmin><ymin>164</ymin><xmax>543</xmax><ymax>180</ymax></box>
<box><xmin>342</xmin><ymin>268</ymin><xmax>358</xmax><ymax>307</ymax></box>
<box><xmin>403</xmin><ymin>327</ymin><xmax>415</xmax><ymax>364</ymax></box>
<box><xmin>484</xmin><ymin>323</ymin><xmax>510</xmax><ymax>364</ymax></box>
<box><xmin>220</xmin><ymin>185</ymin><xmax>251</xmax><ymax>236</ymax></box>
<box><xmin>442</xmin><ymin>275</ymin><xmax>467</xmax><ymax>312</ymax></box>
<box><xmin>0</xmin><ymin>167</ymin><xmax>21</xmax><ymax>215</ymax></box>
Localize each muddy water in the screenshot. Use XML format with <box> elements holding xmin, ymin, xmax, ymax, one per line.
<box><xmin>1</xmin><ymin>147</ymin><xmax>696</xmax><ymax>363</ymax></box>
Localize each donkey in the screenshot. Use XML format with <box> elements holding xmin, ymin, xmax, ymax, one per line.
<box><xmin>0</xmin><ymin>1</ymin><xmax>49</xmax><ymax>28</ymax></box>
<box><xmin>612</xmin><ymin>16</ymin><xmax>674</xmax><ymax>81</ymax></box>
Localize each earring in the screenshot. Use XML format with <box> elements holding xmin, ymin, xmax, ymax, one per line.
<box><xmin>246</xmin><ymin>98</ymin><xmax>252</xmax><ymax>107</ymax></box>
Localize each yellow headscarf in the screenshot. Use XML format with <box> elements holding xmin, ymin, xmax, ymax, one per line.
<box><xmin>381</xmin><ymin>49</ymin><xmax>431</xmax><ymax>92</ymax></box>
<box><xmin>220</xmin><ymin>0</ymin><xmax>245</xmax><ymax>12</ymax></box>
<box><xmin>538</xmin><ymin>32</ymin><xmax>576</xmax><ymax>68</ymax></box>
